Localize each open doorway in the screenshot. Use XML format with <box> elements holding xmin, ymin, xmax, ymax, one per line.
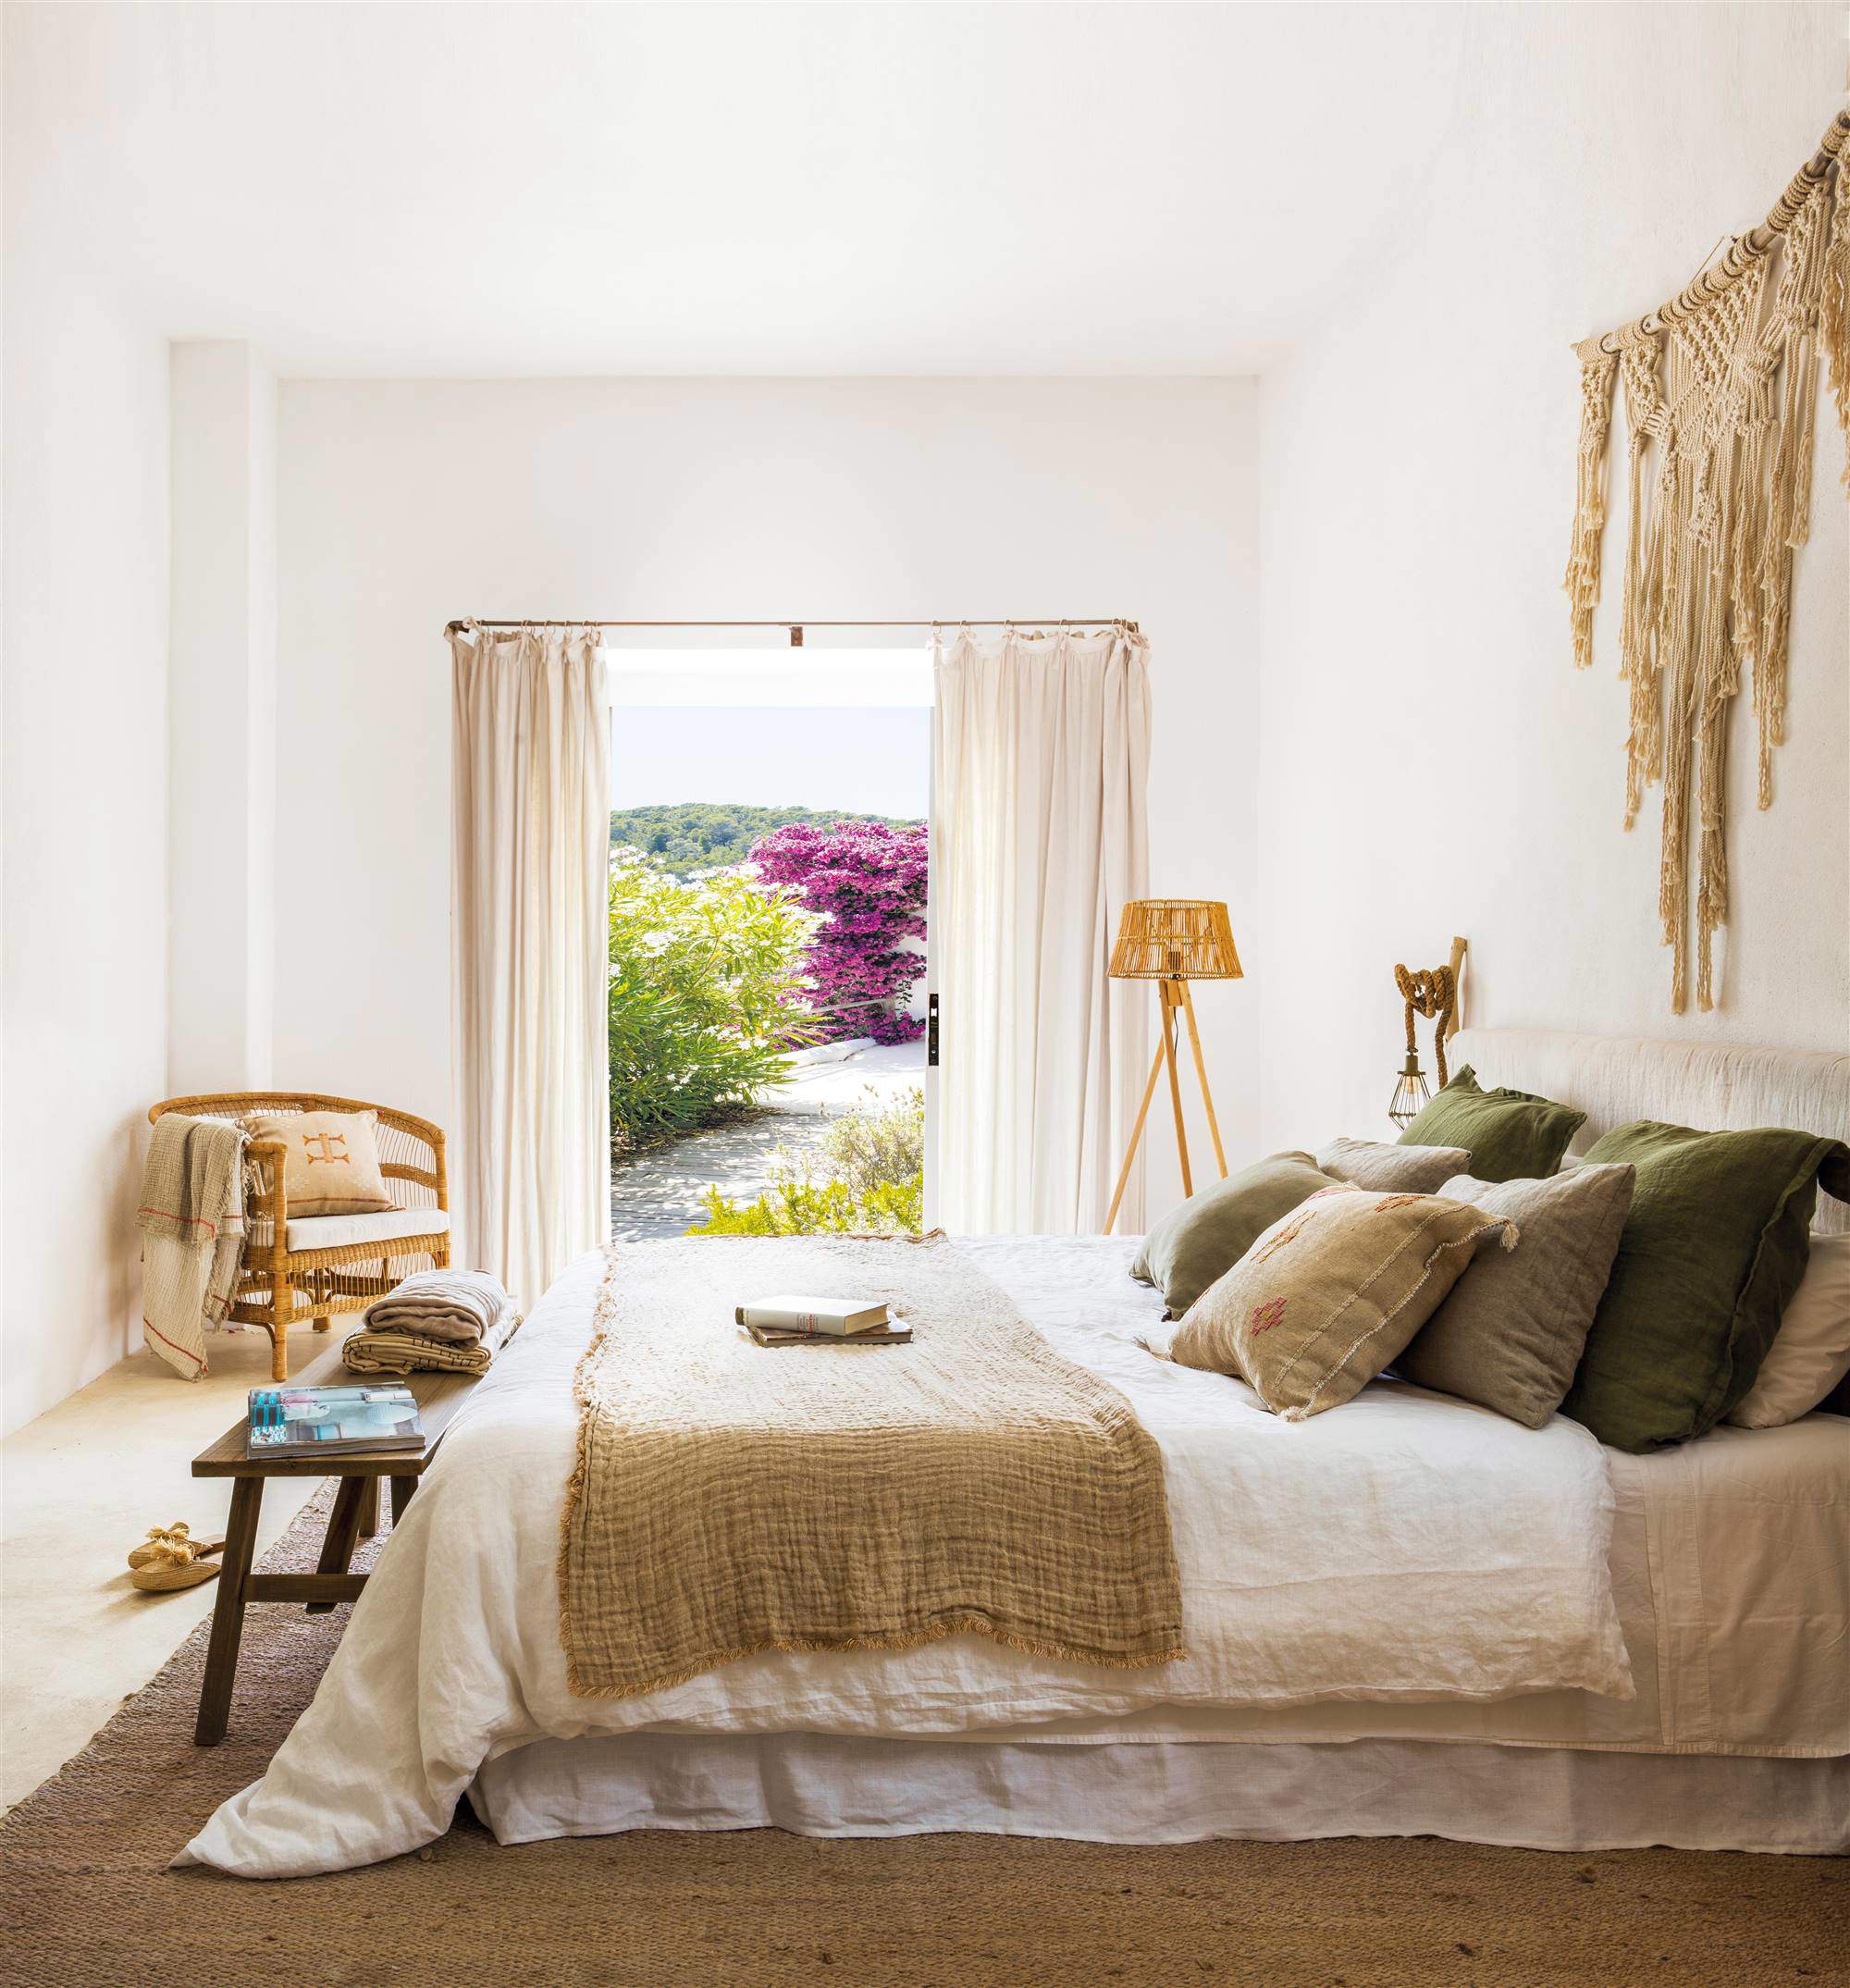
<box><xmin>604</xmin><ymin>640</ymin><xmax>931</xmax><ymax>1241</ymax></box>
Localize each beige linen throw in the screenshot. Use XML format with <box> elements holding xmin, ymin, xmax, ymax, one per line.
<box><xmin>137</xmin><ymin>1114</ymin><xmax>249</xmax><ymax>1380</ymax></box>
<box><xmin>561</xmin><ymin>1235</ymin><xmax>1184</xmax><ymax>1699</ymax></box>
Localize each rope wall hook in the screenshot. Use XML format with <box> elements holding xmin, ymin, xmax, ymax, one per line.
<box><xmin>1388</xmin><ymin>944</ymin><xmax>1465</xmax><ymax>1132</ymax></box>
<box><xmin>1394</xmin><ymin>963</ymin><xmax>1457</xmax><ymax>1089</ymax></box>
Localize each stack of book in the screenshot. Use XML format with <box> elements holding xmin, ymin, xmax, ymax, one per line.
<box><xmin>246</xmin><ymin>1384</ymin><xmax>426</xmax><ymax>1458</ymax></box>
<box><xmin>735</xmin><ymin>1294</ymin><xmax>912</xmax><ymax>1347</ymax></box>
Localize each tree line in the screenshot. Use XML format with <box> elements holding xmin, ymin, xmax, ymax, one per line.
<box><xmin>610</xmin><ymin>801</ymin><xmax>923</xmax><ymax>878</ymax></box>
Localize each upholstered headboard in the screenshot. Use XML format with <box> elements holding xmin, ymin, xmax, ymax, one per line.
<box><xmin>1447</xmin><ymin>1029</ymin><xmax>1850</xmax><ymax>1236</ymax></box>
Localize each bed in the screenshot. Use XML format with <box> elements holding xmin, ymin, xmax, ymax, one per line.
<box><xmin>180</xmin><ymin>1031</ymin><xmax>1850</xmax><ymax>1876</ymax></box>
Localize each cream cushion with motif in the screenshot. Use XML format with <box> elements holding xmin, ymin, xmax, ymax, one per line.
<box><xmin>247</xmin><ymin>1108</ymin><xmax>394</xmax><ymax>1219</ymax></box>
<box><xmin>1168</xmin><ymin>1185</ymin><xmax>1518</xmax><ymax>1421</ymax></box>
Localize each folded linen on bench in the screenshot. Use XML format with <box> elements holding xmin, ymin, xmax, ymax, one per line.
<box><xmin>362</xmin><ymin>1267</ymin><xmax>515</xmax><ymax>1345</ymax></box>
<box><xmin>343</xmin><ymin>1305</ymin><xmax>523</xmax><ymax>1377</ymax></box>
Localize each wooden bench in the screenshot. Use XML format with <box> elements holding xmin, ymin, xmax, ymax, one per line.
<box><xmin>190</xmin><ymin>1338</ymin><xmax>479</xmax><ymax>1745</ymax></box>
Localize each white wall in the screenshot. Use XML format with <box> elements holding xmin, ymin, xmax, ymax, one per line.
<box><xmin>1254</xmin><ymin>4</ymin><xmax>1850</xmax><ymax>1151</ymax></box>
<box><xmin>168</xmin><ymin>341</ymin><xmax>278</xmax><ymax>1095</ymax></box>
<box><xmin>275</xmin><ymin>378</ymin><xmax>1259</xmax><ymax>1215</ymax></box>
<box><xmin>2</xmin><ymin>12</ymin><xmax>172</xmax><ymax>1432</ymax></box>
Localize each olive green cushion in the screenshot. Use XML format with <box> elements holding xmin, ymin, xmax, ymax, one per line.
<box><xmin>1398</xmin><ymin>1068</ymin><xmax>1585</xmax><ymax>1183</ymax></box>
<box><xmin>1131</xmin><ymin>1151</ymin><xmax>1335</xmax><ymax>1315</ymax></box>
<box><xmin>1561</xmin><ymin>1121</ymin><xmax>1850</xmax><ymax>1453</ymax></box>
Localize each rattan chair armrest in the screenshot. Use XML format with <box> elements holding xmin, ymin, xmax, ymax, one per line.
<box><xmin>247</xmin><ymin>1138</ymin><xmax>290</xmax><ymax>1236</ymax></box>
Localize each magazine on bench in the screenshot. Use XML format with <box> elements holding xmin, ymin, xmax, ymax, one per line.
<box><xmin>246</xmin><ymin>1384</ymin><xmax>426</xmax><ymax>1457</ymax></box>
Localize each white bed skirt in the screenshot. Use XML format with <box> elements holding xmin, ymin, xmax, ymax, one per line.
<box><xmin>469</xmin><ymin>1734</ymin><xmax>1850</xmax><ymax>1858</ymax></box>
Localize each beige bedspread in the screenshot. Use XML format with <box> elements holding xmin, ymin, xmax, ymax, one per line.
<box><xmin>560</xmin><ymin>1236</ymin><xmax>1185</xmax><ymax>1699</ymax></box>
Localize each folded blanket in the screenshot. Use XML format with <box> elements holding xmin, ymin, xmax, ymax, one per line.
<box><xmin>137</xmin><ymin>1114</ymin><xmax>249</xmax><ymax>1380</ymax></box>
<box><xmin>362</xmin><ymin>1268</ymin><xmax>514</xmax><ymax>1345</ymax></box>
<box><xmin>562</xmin><ymin>1234</ymin><xmax>1185</xmax><ymax>1700</ymax></box>
<box><xmin>343</xmin><ymin>1306</ymin><xmax>523</xmax><ymax>1377</ymax></box>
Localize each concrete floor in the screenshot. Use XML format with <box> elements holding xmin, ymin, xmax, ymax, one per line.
<box><xmin>0</xmin><ymin>1327</ymin><xmax>330</xmax><ymax>1812</ymax></box>
<box><xmin>4</xmin><ymin>1043</ymin><xmax>931</xmax><ymax>1812</ymax></box>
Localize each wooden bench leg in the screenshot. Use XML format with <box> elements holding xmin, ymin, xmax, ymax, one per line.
<box><xmin>304</xmin><ymin>1476</ymin><xmax>368</xmax><ymax>1615</ymax></box>
<box><xmin>313</xmin><ymin>1314</ymin><xmax>332</xmax><ymax>1333</ymax></box>
<box><xmin>357</xmin><ymin>1476</ymin><xmax>380</xmax><ymax>1539</ymax></box>
<box><xmin>389</xmin><ymin>1475</ymin><xmax>417</xmax><ymax>1525</ymax></box>
<box><xmin>195</xmin><ymin>1477</ymin><xmax>265</xmax><ymax>1747</ymax></box>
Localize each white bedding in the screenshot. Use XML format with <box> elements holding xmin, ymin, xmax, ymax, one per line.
<box><xmin>183</xmin><ymin>1236</ymin><xmax>1643</xmax><ymax>1877</ymax></box>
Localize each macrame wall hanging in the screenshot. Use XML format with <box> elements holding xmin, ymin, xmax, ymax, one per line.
<box><xmin>1564</xmin><ymin>108</ymin><xmax>1850</xmax><ymax>1013</ymax></box>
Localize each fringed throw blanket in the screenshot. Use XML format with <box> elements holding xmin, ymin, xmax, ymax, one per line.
<box><xmin>137</xmin><ymin>1113</ymin><xmax>249</xmax><ymax>1381</ymax></box>
<box><xmin>560</xmin><ymin>1235</ymin><xmax>1184</xmax><ymax>1699</ymax></box>
<box><xmin>1566</xmin><ymin>112</ymin><xmax>1850</xmax><ymax>1013</ymax></box>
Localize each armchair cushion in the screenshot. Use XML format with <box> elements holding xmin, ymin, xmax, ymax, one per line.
<box><xmin>248</xmin><ymin>1107</ymin><xmax>394</xmax><ymax>1218</ymax></box>
<box><xmin>285</xmin><ymin>1207</ymin><xmax>451</xmax><ymax>1254</ymax></box>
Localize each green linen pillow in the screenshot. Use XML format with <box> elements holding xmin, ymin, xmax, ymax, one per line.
<box><xmin>1398</xmin><ymin>1068</ymin><xmax>1585</xmax><ymax>1183</ymax></box>
<box><xmin>1562</xmin><ymin>1121</ymin><xmax>1850</xmax><ymax>1452</ymax></box>
<box><xmin>1131</xmin><ymin>1151</ymin><xmax>1335</xmax><ymax>1315</ymax></box>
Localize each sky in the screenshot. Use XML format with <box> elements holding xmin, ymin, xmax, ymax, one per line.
<box><xmin>611</xmin><ymin>706</ymin><xmax>930</xmax><ymax>819</ymax></box>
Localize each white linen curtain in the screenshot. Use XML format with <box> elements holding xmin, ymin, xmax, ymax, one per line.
<box><xmin>450</xmin><ymin>624</ymin><xmax>610</xmax><ymax>1307</ymax></box>
<box><xmin>931</xmin><ymin>626</ymin><xmax>1152</xmax><ymax>1232</ymax></box>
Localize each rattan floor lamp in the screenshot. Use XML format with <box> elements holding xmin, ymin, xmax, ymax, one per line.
<box><xmin>1104</xmin><ymin>899</ymin><xmax>1242</xmax><ymax>1233</ymax></box>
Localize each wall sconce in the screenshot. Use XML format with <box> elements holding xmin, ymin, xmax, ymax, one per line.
<box><xmin>1388</xmin><ymin>937</ymin><xmax>1467</xmax><ymax>1131</ymax></box>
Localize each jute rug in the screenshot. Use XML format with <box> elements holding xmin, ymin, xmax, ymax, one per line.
<box><xmin>0</xmin><ymin>1488</ymin><xmax>1842</xmax><ymax>1988</ymax></box>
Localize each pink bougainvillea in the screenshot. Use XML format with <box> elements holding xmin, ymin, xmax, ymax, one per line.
<box><xmin>750</xmin><ymin>820</ymin><xmax>928</xmax><ymax>1044</ymax></box>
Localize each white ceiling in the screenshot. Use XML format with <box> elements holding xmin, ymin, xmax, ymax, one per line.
<box><xmin>6</xmin><ymin>2</ymin><xmax>1468</xmax><ymax>377</ymax></box>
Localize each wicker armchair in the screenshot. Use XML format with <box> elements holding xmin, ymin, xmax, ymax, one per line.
<box><xmin>146</xmin><ymin>1092</ymin><xmax>450</xmax><ymax>1381</ymax></box>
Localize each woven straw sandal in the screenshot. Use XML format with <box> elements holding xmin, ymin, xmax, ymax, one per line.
<box><xmin>127</xmin><ymin>1522</ymin><xmax>225</xmax><ymax>1571</ymax></box>
<box><xmin>130</xmin><ymin>1534</ymin><xmax>224</xmax><ymax>1593</ymax></box>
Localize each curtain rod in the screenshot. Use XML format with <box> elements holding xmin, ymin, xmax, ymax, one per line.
<box><xmin>1583</xmin><ymin>108</ymin><xmax>1850</xmax><ymax>357</ymax></box>
<box><xmin>445</xmin><ymin>617</ymin><xmax>1141</xmax><ymax>639</ymax></box>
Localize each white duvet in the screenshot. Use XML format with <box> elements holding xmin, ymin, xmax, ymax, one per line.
<box><xmin>182</xmin><ymin>1237</ymin><xmax>1631</xmax><ymax>1876</ymax></box>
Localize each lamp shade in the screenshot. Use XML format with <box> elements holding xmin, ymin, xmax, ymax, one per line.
<box><xmin>1108</xmin><ymin>899</ymin><xmax>1242</xmax><ymax>981</ymax></box>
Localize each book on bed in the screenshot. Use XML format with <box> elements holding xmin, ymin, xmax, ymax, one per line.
<box><xmin>735</xmin><ymin>1294</ymin><xmax>891</xmax><ymax>1336</ymax></box>
<box><xmin>745</xmin><ymin>1319</ymin><xmax>913</xmax><ymax>1347</ymax></box>
<box><xmin>246</xmin><ymin>1384</ymin><xmax>426</xmax><ymax>1457</ymax></box>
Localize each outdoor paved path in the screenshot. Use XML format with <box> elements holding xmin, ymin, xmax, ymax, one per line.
<box><xmin>610</xmin><ymin>1038</ymin><xmax>927</xmax><ymax>1241</ymax></box>
<box><xmin>610</xmin><ymin>1113</ymin><xmax>835</xmax><ymax>1241</ymax></box>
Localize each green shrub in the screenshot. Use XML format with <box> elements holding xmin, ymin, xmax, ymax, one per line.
<box><xmin>609</xmin><ymin>852</ymin><xmax>817</xmax><ymax>1155</ymax></box>
<box><xmin>685</xmin><ymin>1085</ymin><xmax>925</xmax><ymax>1235</ymax></box>
<box><xmin>812</xmin><ymin>1085</ymin><xmax>924</xmax><ymax>1199</ymax></box>
<box><xmin>686</xmin><ymin>1173</ymin><xmax>922</xmax><ymax>1236</ymax></box>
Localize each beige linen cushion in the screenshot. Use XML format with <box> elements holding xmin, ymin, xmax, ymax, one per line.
<box><xmin>248</xmin><ymin>1108</ymin><xmax>394</xmax><ymax>1219</ymax></box>
<box><xmin>1394</xmin><ymin>1165</ymin><xmax>1635</xmax><ymax>1428</ymax></box>
<box><xmin>1168</xmin><ymin>1185</ymin><xmax>1517</xmax><ymax>1421</ymax></box>
<box><xmin>1317</xmin><ymin>1137</ymin><xmax>1474</xmax><ymax>1193</ymax></box>
<box><xmin>1726</xmin><ymin>1233</ymin><xmax>1850</xmax><ymax>1428</ymax></box>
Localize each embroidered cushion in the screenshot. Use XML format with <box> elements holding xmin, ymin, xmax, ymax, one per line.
<box><xmin>1167</xmin><ymin>1185</ymin><xmax>1517</xmax><ymax>1421</ymax></box>
<box><xmin>1397</xmin><ymin>1068</ymin><xmax>1585</xmax><ymax>1183</ymax></box>
<box><xmin>247</xmin><ymin>1108</ymin><xmax>394</xmax><ymax>1220</ymax></box>
<box><xmin>1316</xmin><ymin>1137</ymin><xmax>1472</xmax><ymax>1193</ymax></box>
<box><xmin>1131</xmin><ymin>1151</ymin><xmax>1337</xmax><ymax>1315</ymax></box>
